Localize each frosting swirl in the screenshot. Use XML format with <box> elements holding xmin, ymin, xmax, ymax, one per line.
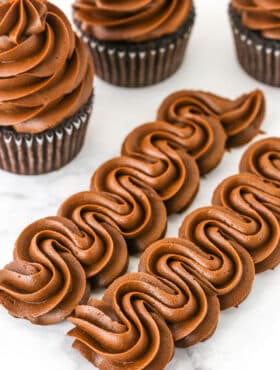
<box><xmin>68</xmin><ymin>274</ymin><xmax>175</xmax><ymax>370</ymax></box>
<box><xmin>0</xmin><ymin>217</ymin><xmax>90</xmax><ymax>324</ymax></box>
<box><xmin>240</xmin><ymin>137</ymin><xmax>280</xmax><ymax>185</ymax></box>
<box><xmin>60</xmin><ymin>189</ymin><xmax>166</xmax><ymax>254</ymax></box>
<box><xmin>117</xmin><ymin>121</ymin><xmax>200</xmax><ymax>214</ymax></box>
<box><xmin>212</xmin><ymin>173</ymin><xmax>280</xmax><ymax>272</ymax></box>
<box><xmin>231</xmin><ymin>0</ymin><xmax>280</xmax><ymax>40</ymax></box>
<box><xmin>73</xmin><ymin>0</ymin><xmax>192</xmax><ymax>42</ymax></box>
<box><xmin>179</xmin><ymin>206</ymin><xmax>255</xmax><ymax>309</ymax></box>
<box><xmin>58</xmin><ymin>192</ymin><xmax>129</xmax><ymax>288</ymax></box>
<box><xmin>139</xmin><ymin>238</ymin><xmax>220</xmax><ymax>347</ymax></box>
<box><xmin>0</xmin><ymin>0</ymin><xmax>93</xmax><ymax>133</ymax></box>
<box><xmin>157</xmin><ymin>89</ymin><xmax>265</xmax><ymax>149</ymax></box>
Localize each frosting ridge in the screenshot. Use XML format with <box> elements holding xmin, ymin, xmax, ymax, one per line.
<box><xmin>157</xmin><ymin>89</ymin><xmax>265</xmax><ymax>149</ymax></box>
<box><xmin>231</xmin><ymin>0</ymin><xmax>280</xmax><ymax>40</ymax></box>
<box><xmin>0</xmin><ymin>217</ymin><xmax>90</xmax><ymax>324</ymax></box>
<box><xmin>73</xmin><ymin>0</ymin><xmax>192</xmax><ymax>42</ymax></box>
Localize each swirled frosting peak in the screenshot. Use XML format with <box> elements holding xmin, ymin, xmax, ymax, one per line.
<box><xmin>231</xmin><ymin>0</ymin><xmax>280</xmax><ymax>40</ymax></box>
<box><xmin>0</xmin><ymin>0</ymin><xmax>47</xmax><ymax>46</ymax></box>
<box><xmin>73</xmin><ymin>0</ymin><xmax>193</xmax><ymax>42</ymax></box>
<box><xmin>0</xmin><ymin>0</ymin><xmax>93</xmax><ymax>133</ymax></box>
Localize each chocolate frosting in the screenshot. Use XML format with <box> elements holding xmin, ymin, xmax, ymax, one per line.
<box><xmin>0</xmin><ymin>217</ymin><xmax>90</xmax><ymax>324</ymax></box>
<box><xmin>179</xmin><ymin>207</ymin><xmax>255</xmax><ymax>309</ymax></box>
<box><xmin>68</xmin><ymin>274</ymin><xmax>175</xmax><ymax>370</ymax></box>
<box><xmin>240</xmin><ymin>137</ymin><xmax>280</xmax><ymax>185</ymax></box>
<box><xmin>73</xmin><ymin>0</ymin><xmax>192</xmax><ymax>42</ymax></box>
<box><xmin>67</xmin><ymin>136</ymin><xmax>280</xmax><ymax>369</ymax></box>
<box><xmin>232</xmin><ymin>0</ymin><xmax>280</xmax><ymax>40</ymax></box>
<box><xmin>0</xmin><ymin>0</ymin><xmax>93</xmax><ymax>133</ymax></box>
<box><xmin>157</xmin><ymin>89</ymin><xmax>265</xmax><ymax>149</ymax></box>
<box><xmin>212</xmin><ymin>173</ymin><xmax>280</xmax><ymax>273</ymax></box>
<box><xmin>68</xmin><ymin>267</ymin><xmax>218</xmax><ymax>369</ymax></box>
<box><xmin>59</xmin><ymin>187</ymin><xmax>166</xmax><ymax>256</ymax></box>
<box><xmin>99</xmin><ymin>121</ymin><xmax>200</xmax><ymax>215</ymax></box>
<box><xmin>58</xmin><ymin>192</ymin><xmax>129</xmax><ymax>287</ymax></box>
<box><xmin>139</xmin><ymin>238</ymin><xmax>220</xmax><ymax>347</ymax></box>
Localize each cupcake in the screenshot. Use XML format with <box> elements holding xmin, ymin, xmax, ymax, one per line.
<box><xmin>0</xmin><ymin>0</ymin><xmax>94</xmax><ymax>175</ymax></box>
<box><xmin>73</xmin><ymin>0</ymin><xmax>195</xmax><ymax>87</ymax></box>
<box><xmin>229</xmin><ymin>0</ymin><xmax>280</xmax><ymax>87</ymax></box>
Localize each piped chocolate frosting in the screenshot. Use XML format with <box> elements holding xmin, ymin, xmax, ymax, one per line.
<box><xmin>0</xmin><ymin>0</ymin><xmax>94</xmax><ymax>133</ymax></box>
<box><xmin>73</xmin><ymin>0</ymin><xmax>193</xmax><ymax>42</ymax></box>
<box><xmin>0</xmin><ymin>217</ymin><xmax>90</xmax><ymax>324</ymax></box>
<box><xmin>231</xmin><ymin>0</ymin><xmax>280</xmax><ymax>40</ymax></box>
<box><xmin>68</xmin><ymin>137</ymin><xmax>280</xmax><ymax>369</ymax></box>
<box><xmin>157</xmin><ymin>89</ymin><xmax>265</xmax><ymax>148</ymax></box>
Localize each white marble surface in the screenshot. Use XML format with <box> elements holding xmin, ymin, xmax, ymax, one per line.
<box><xmin>1</xmin><ymin>1</ymin><xmax>280</xmax><ymax>369</ymax></box>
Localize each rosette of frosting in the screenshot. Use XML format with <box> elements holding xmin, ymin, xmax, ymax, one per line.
<box><xmin>68</xmin><ymin>274</ymin><xmax>175</xmax><ymax>370</ymax></box>
<box><xmin>179</xmin><ymin>207</ymin><xmax>255</xmax><ymax>309</ymax></box>
<box><xmin>240</xmin><ymin>137</ymin><xmax>280</xmax><ymax>185</ymax></box>
<box><xmin>212</xmin><ymin>173</ymin><xmax>280</xmax><ymax>272</ymax></box>
<box><xmin>60</xmin><ymin>189</ymin><xmax>166</xmax><ymax>254</ymax></box>
<box><xmin>157</xmin><ymin>89</ymin><xmax>265</xmax><ymax>149</ymax></box>
<box><xmin>139</xmin><ymin>238</ymin><xmax>220</xmax><ymax>347</ymax></box>
<box><xmin>0</xmin><ymin>0</ymin><xmax>93</xmax><ymax>133</ymax></box>
<box><xmin>0</xmin><ymin>217</ymin><xmax>90</xmax><ymax>324</ymax></box>
<box><xmin>73</xmin><ymin>0</ymin><xmax>192</xmax><ymax>42</ymax></box>
<box><xmin>106</xmin><ymin>121</ymin><xmax>200</xmax><ymax>214</ymax></box>
<box><xmin>58</xmin><ymin>192</ymin><xmax>128</xmax><ymax>287</ymax></box>
<box><xmin>231</xmin><ymin>0</ymin><xmax>280</xmax><ymax>40</ymax></box>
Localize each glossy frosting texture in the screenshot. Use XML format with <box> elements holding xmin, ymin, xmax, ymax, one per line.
<box><xmin>139</xmin><ymin>238</ymin><xmax>220</xmax><ymax>347</ymax></box>
<box><xmin>0</xmin><ymin>0</ymin><xmax>93</xmax><ymax>133</ymax></box>
<box><xmin>179</xmin><ymin>207</ymin><xmax>255</xmax><ymax>309</ymax></box>
<box><xmin>212</xmin><ymin>173</ymin><xmax>280</xmax><ymax>272</ymax></box>
<box><xmin>231</xmin><ymin>0</ymin><xmax>280</xmax><ymax>40</ymax></box>
<box><xmin>73</xmin><ymin>0</ymin><xmax>192</xmax><ymax>42</ymax></box>
<box><xmin>65</xmin><ymin>138</ymin><xmax>280</xmax><ymax>370</ymax></box>
<box><xmin>240</xmin><ymin>137</ymin><xmax>280</xmax><ymax>184</ymax></box>
<box><xmin>115</xmin><ymin>121</ymin><xmax>200</xmax><ymax>214</ymax></box>
<box><xmin>58</xmin><ymin>192</ymin><xmax>129</xmax><ymax>287</ymax></box>
<box><xmin>0</xmin><ymin>217</ymin><xmax>90</xmax><ymax>324</ymax></box>
<box><xmin>157</xmin><ymin>89</ymin><xmax>265</xmax><ymax>148</ymax></box>
<box><xmin>69</xmin><ymin>275</ymin><xmax>175</xmax><ymax>370</ymax></box>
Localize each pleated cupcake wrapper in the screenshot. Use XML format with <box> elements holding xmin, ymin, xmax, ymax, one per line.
<box><xmin>76</xmin><ymin>10</ymin><xmax>194</xmax><ymax>87</ymax></box>
<box><xmin>229</xmin><ymin>7</ymin><xmax>280</xmax><ymax>87</ymax></box>
<box><xmin>0</xmin><ymin>97</ymin><xmax>93</xmax><ymax>175</ymax></box>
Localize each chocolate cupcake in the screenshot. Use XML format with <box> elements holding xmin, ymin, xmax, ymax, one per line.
<box><xmin>0</xmin><ymin>0</ymin><xmax>94</xmax><ymax>175</ymax></box>
<box><xmin>229</xmin><ymin>1</ymin><xmax>280</xmax><ymax>87</ymax></box>
<box><xmin>73</xmin><ymin>0</ymin><xmax>195</xmax><ymax>87</ymax></box>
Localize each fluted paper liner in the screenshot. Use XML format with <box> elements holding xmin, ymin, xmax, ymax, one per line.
<box><xmin>75</xmin><ymin>8</ymin><xmax>195</xmax><ymax>87</ymax></box>
<box><xmin>0</xmin><ymin>96</ymin><xmax>93</xmax><ymax>175</ymax></box>
<box><xmin>229</xmin><ymin>5</ymin><xmax>280</xmax><ymax>87</ymax></box>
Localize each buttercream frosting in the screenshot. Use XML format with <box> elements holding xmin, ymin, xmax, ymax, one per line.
<box><xmin>232</xmin><ymin>0</ymin><xmax>280</xmax><ymax>40</ymax></box>
<box><xmin>240</xmin><ymin>137</ymin><xmax>280</xmax><ymax>184</ymax></box>
<box><xmin>157</xmin><ymin>89</ymin><xmax>265</xmax><ymax>148</ymax></box>
<box><xmin>73</xmin><ymin>0</ymin><xmax>192</xmax><ymax>42</ymax></box>
<box><xmin>0</xmin><ymin>217</ymin><xmax>90</xmax><ymax>324</ymax></box>
<box><xmin>0</xmin><ymin>0</ymin><xmax>93</xmax><ymax>133</ymax></box>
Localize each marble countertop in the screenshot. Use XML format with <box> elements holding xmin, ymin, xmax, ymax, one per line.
<box><xmin>1</xmin><ymin>1</ymin><xmax>280</xmax><ymax>369</ymax></box>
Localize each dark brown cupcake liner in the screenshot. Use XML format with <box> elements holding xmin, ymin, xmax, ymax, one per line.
<box><xmin>0</xmin><ymin>96</ymin><xmax>93</xmax><ymax>175</ymax></box>
<box><xmin>75</xmin><ymin>7</ymin><xmax>195</xmax><ymax>87</ymax></box>
<box><xmin>229</xmin><ymin>5</ymin><xmax>280</xmax><ymax>87</ymax></box>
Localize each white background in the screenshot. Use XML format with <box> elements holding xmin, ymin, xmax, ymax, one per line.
<box><xmin>1</xmin><ymin>1</ymin><xmax>280</xmax><ymax>369</ymax></box>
